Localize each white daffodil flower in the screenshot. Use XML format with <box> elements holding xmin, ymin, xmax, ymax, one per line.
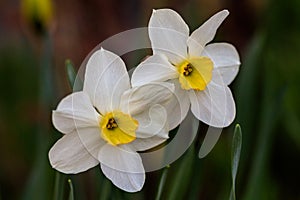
<box><xmin>49</xmin><ymin>48</ymin><xmax>174</xmax><ymax>192</ymax></box>
<box><xmin>131</xmin><ymin>9</ymin><xmax>241</xmax><ymax>128</ymax></box>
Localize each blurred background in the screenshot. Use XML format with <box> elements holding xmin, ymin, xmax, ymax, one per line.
<box><xmin>0</xmin><ymin>0</ymin><xmax>300</xmax><ymax>199</ymax></box>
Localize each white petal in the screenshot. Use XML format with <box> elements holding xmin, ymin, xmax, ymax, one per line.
<box><xmin>187</xmin><ymin>10</ymin><xmax>229</xmax><ymax>57</ymax></box>
<box><xmin>99</xmin><ymin>145</ymin><xmax>144</xmax><ymax>173</ymax></box>
<box><xmin>52</xmin><ymin>91</ymin><xmax>99</xmax><ymax>134</ymax></box>
<box><xmin>189</xmin><ymin>82</ymin><xmax>236</xmax><ymax>128</ymax></box>
<box><xmin>76</xmin><ymin>127</ymin><xmax>106</xmax><ymax>158</ymax></box>
<box><xmin>99</xmin><ymin>145</ymin><xmax>145</xmax><ymax>192</ymax></box>
<box><xmin>149</xmin><ymin>9</ymin><xmax>189</xmax><ymax>64</ymax></box>
<box><xmin>83</xmin><ymin>48</ymin><xmax>130</xmax><ymax>113</ymax></box>
<box><xmin>120</xmin><ymin>82</ymin><xmax>175</xmax><ymax>116</ymax></box>
<box><xmin>131</xmin><ymin>54</ymin><xmax>178</xmax><ymax>87</ymax></box>
<box><xmin>202</xmin><ymin>43</ymin><xmax>240</xmax><ymax>85</ymax></box>
<box><xmin>164</xmin><ymin>79</ymin><xmax>190</xmax><ymax>130</ymax></box>
<box><xmin>129</xmin><ymin>105</ymin><xmax>169</xmax><ymax>151</ymax></box>
<box><xmin>133</xmin><ymin>104</ymin><xmax>169</xmax><ymax>139</ymax></box>
<box><xmin>129</xmin><ymin>136</ymin><xmax>168</xmax><ymax>152</ymax></box>
<box><xmin>48</xmin><ymin>131</ymin><xmax>99</xmax><ymax>174</ymax></box>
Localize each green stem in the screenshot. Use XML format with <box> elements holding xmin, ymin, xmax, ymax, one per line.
<box><xmin>53</xmin><ymin>172</ymin><xmax>62</xmax><ymax>200</ymax></box>
<box><xmin>167</xmin><ymin>145</ymin><xmax>195</xmax><ymax>200</ymax></box>
<box><xmin>99</xmin><ymin>177</ymin><xmax>111</xmax><ymax>200</ymax></box>
<box><xmin>68</xmin><ymin>179</ymin><xmax>74</xmax><ymax>200</ymax></box>
<box><xmin>155</xmin><ymin>165</ymin><xmax>170</xmax><ymax>200</ymax></box>
<box><xmin>242</xmin><ymin>87</ymin><xmax>284</xmax><ymax>200</ymax></box>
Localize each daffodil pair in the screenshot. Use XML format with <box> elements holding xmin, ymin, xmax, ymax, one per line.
<box><xmin>49</xmin><ymin>8</ymin><xmax>240</xmax><ymax>192</ymax></box>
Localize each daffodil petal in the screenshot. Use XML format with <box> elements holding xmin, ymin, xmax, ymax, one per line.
<box><xmin>189</xmin><ymin>83</ymin><xmax>236</xmax><ymax>127</ymax></box>
<box><xmin>76</xmin><ymin>127</ymin><xmax>106</xmax><ymax>159</ymax></box>
<box><xmin>202</xmin><ymin>43</ymin><xmax>240</xmax><ymax>85</ymax></box>
<box><xmin>83</xmin><ymin>48</ymin><xmax>130</xmax><ymax>113</ymax></box>
<box><xmin>48</xmin><ymin>131</ymin><xmax>99</xmax><ymax>174</ymax></box>
<box><xmin>133</xmin><ymin>104</ymin><xmax>169</xmax><ymax>139</ymax></box>
<box><xmin>99</xmin><ymin>144</ymin><xmax>145</xmax><ymax>173</ymax></box>
<box><xmin>52</xmin><ymin>91</ymin><xmax>99</xmax><ymax>134</ymax></box>
<box><xmin>164</xmin><ymin>79</ymin><xmax>190</xmax><ymax>129</ymax></box>
<box><xmin>131</xmin><ymin>54</ymin><xmax>178</xmax><ymax>87</ymax></box>
<box><xmin>101</xmin><ymin>163</ymin><xmax>145</xmax><ymax>193</ymax></box>
<box><xmin>149</xmin><ymin>9</ymin><xmax>189</xmax><ymax>64</ymax></box>
<box><xmin>129</xmin><ymin>136</ymin><xmax>168</xmax><ymax>152</ymax></box>
<box><xmin>120</xmin><ymin>82</ymin><xmax>174</xmax><ymax>116</ymax></box>
<box><xmin>129</xmin><ymin>105</ymin><xmax>169</xmax><ymax>151</ymax></box>
<box><xmin>99</xmin><ymin>145</ymin><xmax>145</xmax><ymax>192</ymax></box>
<box><xmin>187</xmin><ymin>10</ymin><xmax>229</xmax><ymax>57</ymax></box>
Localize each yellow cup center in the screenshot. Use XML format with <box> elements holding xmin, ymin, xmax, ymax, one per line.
<box><xmin>99</xmin><ymin>111</ymin><xmax>138</xmax><ymax>146</ymax></box>
<box><xmin>177</xmin><ymin>57</ymin><xmax>213</xmax><ymax>90</ymax></box>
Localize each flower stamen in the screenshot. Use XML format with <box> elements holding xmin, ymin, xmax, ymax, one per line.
<box><xmin>106</xmin><ymin>118</ymin><xmax>118</xmax><ymax>129</ymax></box>
<box><xmin>183</xmin><ymin>63</ymin><xmax>193</xmax><ymax>76</ymax></box>
<box><xmin>177</xmin><ymin>57</ymin><xmax>213</xmax><ymax>90</ymax></box>
<box><xmin>100</xmin><ymin>111</ymin><xmax>138</xmax><ymax>146</ymax></box>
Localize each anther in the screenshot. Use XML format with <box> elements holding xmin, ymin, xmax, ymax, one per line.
<box><xmin>106</xmin><ymin>118</ymin><xmax>118</xmax><ymax>130</ymax></box>
<box><xmin>183</xmin><ymin>63</ymin><xmax>193</xmax><ymax>76</ymax></box>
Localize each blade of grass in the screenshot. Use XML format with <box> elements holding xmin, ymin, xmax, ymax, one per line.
<box><xmin>66</xmin><ymin>60</ymin><xmax>76</xmax><ymax>88</ymax></box>
<box><xmin>22</xmin><ymin>31</ymin><xmax>54</xmax><ymax>200</ymax></box>
<box><xmin>52</xmin><ymin>172</ymin><xmax>64</xmax><ymax>200</ymax></box>
<box><xmin>155</xmin><ymin>165</ymin><xmax>170</xmax><ymax>200</ymax></box>
<box><xmin>68</xmin><ymin>179</ymin><xmax>74</xmax><ymax>200</ymax></box>
<box><xmin>242</xmin><ymin>87</ymin><xmax>285</xmax><ymax>200</ymax></box>
<box><xmin>229</xmin><ymin>124</ymin><xmax>242</xmax><ymax>200</ymax></box>
<box><xmin>99</xmin><ymin>177</ymin><xmax>112</xmax><ymax>200</ymax></box>
<box><xmin>65</xmin><ymin>59</ymin><xmax>83</xmax><ymax>91</ymax></box>
<box><xmin>167</xmin><ymin>145</ymin><xmax>195</xmax><ymax>200</ymax></box>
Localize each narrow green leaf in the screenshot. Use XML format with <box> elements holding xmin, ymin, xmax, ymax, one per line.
<box><xmin>242</xmin><ymin>88</ymin><xmax>285</xmax><ymax>200</ymax></box>
<box><xmin>68</xmin><ymin>179</ymin><xmax>74</xmax><ymax>200</ymax></box>
<box><xmin>99</xmin><ymin>177</ymin><xmax>112</xmax><ymax>200</ymax></box>
<box><xmin>155</xmin><ymin>165</ymin><xmax>170</xmax><ymax>200</ymax></box>
<box><xmin>167</xmin><ymin>145</ymin><xmax>195</xmax><ymax>200</ymax></box>
<box><xmin>65</xmin><ymin>59</ymin><xmax>76</xmax><ymax>88</ymax></box>
<box><xmin>230</xmin><ymin>124</ymin><xmax>242</xmax><ymax>200</ymax></box>
<box><xmin>65</xmin><ymin>59</ymin><xmax>83</xmax><ymax>91</ymax></box>
<box><xmin>53</xmin><ymin>172</ymin><xmax>61</xmax><ymax>200</ymax></box>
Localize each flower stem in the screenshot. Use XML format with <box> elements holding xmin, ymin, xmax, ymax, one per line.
<box><xmin>53</xmin><ymin>172</ymin><xmax>62</xmax><ymax>200</ymax></box>
<box><xmin>68</xmin><ymin>179</ymin><xmax>74</xmax><ymax>200</ymax></box>
<box><xmin>99</xmin><ymin>177</ymin><xmax>112</xmax><ymax>200</ymax></box>
<box><xmin>155</xmin><ymin>165</ymin><xmax>170</xmax><ymax>200</ymax></box>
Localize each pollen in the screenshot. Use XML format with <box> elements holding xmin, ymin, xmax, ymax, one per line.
<box><xmin>183</xmin><ymin>63</ymin><xmax>193</xmax><ymax>76</ymax></box>
<box><xmin>106</xmin><ymin>118</ymin><xmax>118</xmax><ymax>129</ymax></box>
<box><xmin>177</xmin><ymin>57</ymin><xmax>213</xmax><ymax>91</ymax></box>
<box><xmin>100</xmin><ymin>111</ymin><xmax>138</xmax><ymax>146</ymax></box>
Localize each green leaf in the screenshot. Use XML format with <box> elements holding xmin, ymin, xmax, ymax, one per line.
<box><xmin>229</xmin><ymin>124</ymin><xmax>242</xmax><ymax>200</ymax></box>
<box><xmin>167</xmin><ymin>145</ymin><xmax>195</xmax><ymax>200</ymax></box>
<box><xmin>155</xmin><ymin>165</ymin><xmax>170</xmax><ymax>200</ymax></box>
<box><xmin>242</xmin><ymin>87</ymin><xmax>285</xmax><ymax>200</ymax></box>
<box><xmin>65</xmin><ymin>60</ymin><xmax>76</xmax><ymax>88</ymax></box>
<box><xmin>99</xmin><ymin>177</ymin><xmax>112</xmax><ymax>200</ymax></box>
<box><xmin>68</xmin><ymin>179</ymin><xmax>74</xmax><ymax>200</ymax></box>
<box><xmin>65</xmin><ymin>59</ymin><xmax>83</xmax><ymax>90</ymax></box>
<box><xmin>52</xmin><ymin>172</ymin><xmax>64</xmax><ymax>200</ymax></box>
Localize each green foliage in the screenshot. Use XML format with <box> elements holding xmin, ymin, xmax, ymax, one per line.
<box><xmin>66</xmin><ymin>60</ymin><xmax>83</xmax><ymax>91</ymax></box>
<box><xmin>155</xmin><ymin>165</ymin><xmax>169</xmax><ymax>200</ymax></box>
<box><xmin>229</xmin><ymin>124</ymin><xmax>242</xmax><ymax>200</ymax></box>
<box><xmin>68</xmin><ymin>179</ymin><xmax>74</xmax><ymax>200</ymax></box>
<box><xmin>1</xmin><ymin>0</ymin><xmax>300</xmax><ymax>198</ymax></box>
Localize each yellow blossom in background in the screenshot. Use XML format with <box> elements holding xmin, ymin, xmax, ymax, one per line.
<box><xmin>21</xmin><ymin>0</ymin><xmax>53</xmax><ymax>33</ymax></box>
